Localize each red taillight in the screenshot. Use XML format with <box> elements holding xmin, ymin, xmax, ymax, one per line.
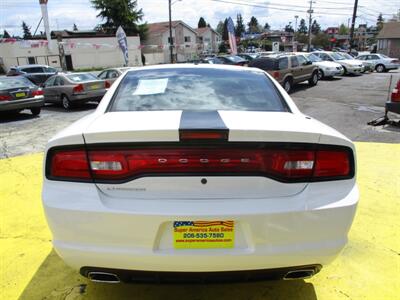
<box><xmin>31</xmin><ymin>89</ymin><xmax>43</xmax><ymax>96</ymax></box>
<box><xmin>104</xmin><ymin>81</ymin><xmax>111</xmax><ymax>88</ymax></box>
<box><xmin>73</xmin><ymin>84</ymin><xmax>85</xmax><ymax>93</ymax></box>
<box><xmin>50</xmin><ymin>150</ymin><xmax>91</xmax><ymax>180</ymax></box>
<box><xmin>0</xmin><ymin>95</ymin><xmax>12</xmax><ymax>101</ymax></box>
<box><xmin>391</xmin><ymin>80</ymin><xmax>400</xmax><ymax>102</ymax></box>
<box><xmin>47</xmin><ymin>146</ymin><xmax>353</xmax><ymax>182</ymax></box>
<box><xmin>272</xmin><ymin>71</ymin><xmax>280</xmax><ymax>79</ymax></box>
<box><xmin>180</xmin><ymin>131</ymin><xmax>228</xmax><ymax>141</ymax></box>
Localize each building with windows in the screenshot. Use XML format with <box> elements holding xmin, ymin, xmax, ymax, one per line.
<box><xmin>377</xmin><ymin>22</ymin><xmax>400</xmax><ymax>58</ymax></box>
<box><xmin>195</xmin><ymin>27</ymin><xmax>221</xmax><ymax>54</ymax></box>
<box><xmin>143</xmin><ymin>21</ymin><xmax>199</xmax><ymax>64</ymax></box>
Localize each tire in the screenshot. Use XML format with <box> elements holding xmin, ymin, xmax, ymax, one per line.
<box><xmin>61</xmin><ymin>95</ymin><xmax>72</xmax><ymax>110</ymax></box>
<box><xmin>317</xmin><ymin>69</ymin><xmax>324</xmax><ymax>80</ymax></box>
<box><xmin>342</xmin><ymin>66</ymin><xmax>347</xmax><ymax>75</ymax></box>
<box><xmin>283</xmin><ymin>78</ymin><xmax>292</xmax><ymax>93</ymax></box>
<box><xmin>308</xmin><ymin>72</ymin><xmax>318</xmax><ymax>86</ymax></box>
<box><xmin>30</xmin><ymin>107</ymin><xmax>41</xmax><ymax>116</ymax></box>
<box><xmin>375</xmin><ymin>64</ymin><xmax>386</xmax><ymax>73</ymax></box>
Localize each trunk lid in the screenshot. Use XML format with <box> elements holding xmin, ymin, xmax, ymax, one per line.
<box><xmin>83</xmin><ymin>111</ymin><xmax>339</xmax><ymax>199</ymax></box>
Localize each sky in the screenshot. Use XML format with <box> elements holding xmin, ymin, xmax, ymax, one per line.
<box><xmin>1</xmin><ymin>0</ymin><xmax>399</xmax><ymax>37</ymax></box>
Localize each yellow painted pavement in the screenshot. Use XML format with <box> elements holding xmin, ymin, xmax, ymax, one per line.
<box><xmin>0</xmin><ymin>142</ymin><xmax>399</xmax><ymax>300</ymax></box>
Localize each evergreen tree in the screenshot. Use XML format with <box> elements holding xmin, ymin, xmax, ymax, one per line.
<box><xmin>311</xmin><ymin>20</ymin><xmax>321</xmax><ymax>34</ymax></box>
<box><xmin>22</xmin><ymin>21</ymin><xmax>32</xmax><ymax>39</ymax></box>
<box><xmin>298</xmin><ymin>18</ymin><xmax>308</xmax><ymax>34</ymax></box>
<box><xmin>198</xmin><ymin>17</ymin><xmax>207</xmax><ymax>28</ymax></box>
<box><xmin>377</xmin><ymin>13</ymin><xmax>384</xmax><ymax>31</ymax></box>
<box><xmin>3</xmin><ymin>30</ymin><xmax>11</xmax><ymax>38</ymax></box>
<box><xmin>222</xmin><ymin>18</ymin><xmax>229</xmax><ymax>41</ymax></box>
<box><xmin>235</xmin><ymin>14</ymin><xmax>245</xmax><ymax>37</ymax></box>
<box><xmin>90</xmin><ymin>0</ymin><xmax>147</xmax><ymax>39</ymax></box>
<box><xmin>264</xmin><ymin>22</ymin><xmax>270</xmax><ymax>31</ymax></box>
<box><xmin>338</xmin><ymin>24</ymin><xmax>348</xmax><ymax>35</ymax></box>
<box><xmin>216</xmin><ymin>21</ymin><xmax>224</xmax><ymax>36</ymax></box>
<box><xmin>247</xmin><ymin>16</ymin><xmax>260</xmax><ymax>33</ymax></box>
<box><xmin>285</xmin><ymin>23</ymin><xmax>294</xmax><ymax>33</ymax></box>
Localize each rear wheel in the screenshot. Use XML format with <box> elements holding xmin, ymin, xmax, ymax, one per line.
<box><xmin>61</xmin><ymin>95</ymin><xmax>72</xmax><ymax>110</ymax></box>
<box><xmin>375</xmin><ymin>64</ymin><xmax>386</xmax><ymax>73</ymax></box>
<box><xmin>30</xmin><ymin>107</ymin><xmax>41</xmax><ymax>116</ymax></box>
<box><xmin>283</xmin><ymin>78</ymin><xmax>292</xmax><ymax>93</ymax></box>
<box><xmin>342</xmin><ymin>66</ymin><xmax>347</xmax><ymax>75</ymax></box>
<box><xmin>308</xmin><ymin>72</ymin><xmax>318</xmax><ymax>86</ymax></box>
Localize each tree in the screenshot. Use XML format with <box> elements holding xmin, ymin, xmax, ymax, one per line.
<box><xmin>198</xmin><ymin>17</ymin><xmax>207</xmax><ymax>28</ymax></box>
<box><xmin>21</xmin><ymin>21</ymin><xmax>32</xmax><ymax>39</ymax></box>
<box><xmin>338</xmin><ymin>23</ymin><xmax>348</xmax><ymax>35</ymax></box>
<box><xmin>222</xmin><ymin>18</ymin><xmax>229</xmax><ymax>41</ymax></box>
<box><xmin>248</xmin><ymin>16</ymin><xmax>260</xmax><ymax>33</ymax></box>
<box><xmin>284</xmin><ymin>23</ymin><xmax>294</xmax><ymax>33</ymax></box>
<box><xmin>90</xmin><ymin>0</ymin><xmax>147</xmax><ymax>39</ymax></box>
<box><xmin>377</xmin><ymin>13</ymin><xmax>384</xmax><ymax>31</ymax></box>
<box><xmin>264</xmin><ymin>22</ymin><xmax>270</xmax><ymax>31</ymax></box>
<box><xmin>216</xmin><ymin>21</ymin><xmax>224</xmax><ymax>36</ymax></box>
<box><xmin>312</xmin><ymin>32</ymin><xmax>329</xmax><ymax>48</ymax></box>
<box><xmin>235</xmin><ymin>14</ymin><xmax>245</xmax><ymax>37</ymax></box>
<box><xmin>311</xmin><ymin>20</ymin><xmax>321</xmax><ymax>34</ymax></box>
<box><xmin>298</xmin><ymin>18</ymin><xmax>308</xmax><ymax>34</ymax></box>
<box><xmin>3</xmin><ymin>30</ymin><xmax>11</xmax><ymax>38</ymax></box>
<box><xmin>73</xmin><ymin>23</ymin><xmax>78</xmax><ymax>31</ymax></box>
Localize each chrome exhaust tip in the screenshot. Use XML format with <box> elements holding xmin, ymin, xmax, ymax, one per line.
<box><xmin>283</xmin><ymin>269</ymin><xmax>316</xmax><ymax>280</ymax></box>
<box><xmin>88</xmin><ymin>272</ymin><xmax>120</xmax><ymax>283</ymax></box>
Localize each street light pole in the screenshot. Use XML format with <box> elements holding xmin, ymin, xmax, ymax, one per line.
<box><xmin>349</xmin><ymin>0</ymin><xmax>359</xmax><ymax>52</ymax></box>
<box><xmin>307</xmin><ymin>1</ymin><xmax>314</xmax><ymax>52</ymax></box>
<box><xmin>168</xmin><ymin>0</ymin><xmax>174</xmax><ymax>63</ymax></box>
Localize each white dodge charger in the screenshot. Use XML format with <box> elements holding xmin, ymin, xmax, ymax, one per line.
<box><xmin>42</xmin><ymin>64</ymin><xmax>358</xmax><ymax>283</ymax></box>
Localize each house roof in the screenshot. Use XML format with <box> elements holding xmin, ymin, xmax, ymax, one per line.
<box><xmin>147</xmin><ymin>20</ymin><xmax>198</xmax><ymax>36</ymax></box>
<box><xmin>377</xmin><ymin>22</ymin><xmax>400</xmax><ymax>39</ymax></box>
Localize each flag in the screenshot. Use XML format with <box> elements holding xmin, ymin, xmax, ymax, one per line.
<box><xmin>116</xmin><ymin>26</ymin><xmax>129</xmax><ymax>66</ymax></box>
<box><xmin>227</xmin><ymin>17</ymin><xmax>237</xmax><ymax>55</ymax></box>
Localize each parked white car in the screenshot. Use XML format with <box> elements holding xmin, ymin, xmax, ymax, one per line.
<box><xmin>356</xmin><ymin>53</ymin><xmax>400</xmax><ymax>73</ymax></box>
<box><xmin>301</xmin><ymin>53</ymin><xmax>344</xmax><ymax>79</ymax></box>
<box><xmin>42</xmin><ymin>64</ymin><xmax>359</xmax><ymax>283</ymax></box>
<box><xmin>313</xmin><ymin>51</ymin><xmax>364</xmax><ymax>75</ymax></box>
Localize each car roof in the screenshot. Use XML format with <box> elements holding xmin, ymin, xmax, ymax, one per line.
<box><xmin>17</xmin><ymin>64</ymin><xmax>50</xmax><ymax>69</ymax></box>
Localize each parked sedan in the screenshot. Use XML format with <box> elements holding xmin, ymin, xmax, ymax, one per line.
<box><xmin>338</xmin><ymin>53</ymin><xmax>372</xmax><ymax>73</ymax></box>
<box><xmin>302</xmin><ymin>53</ymin><xmax>343</xmax><ymax>79</ymax></box>
<box><xmin>217</xmin><ymin>55</ymin><xmax>248</xmax><ymax>66</ymax></box>
<box><xmin>356</xmin><ymin>53</ymin><xmax>400</xmax><ymax>73</ymax></box>
<box><xmin>97</xmin><ymin>67</ymin><xmax>132</xmax><ymax>85</ymax></box>
<box><xmin>6</xmin><ymin>64</ymin><xmax>57</xmax><ymax>86</ymax></box>
<box><xmin>43</xmin><ymin>73</ymin><xmax>109</xmax><ymax>110</ymax></box>
<box><xmin>313</xmin><ymin>51</ymin><xmax>364</xmax><ymax>75</ymax></box>
<box><xmin>42</xmin><ymin>65</ymin><xmax>358</xmax><ymax>283</ymax></box>
<box><xmin>0</xmin><ymin>76</ymin><xmax>44</xmax><ymax>115</ymax></box>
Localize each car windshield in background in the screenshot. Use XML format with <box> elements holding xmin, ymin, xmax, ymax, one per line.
<box><xmin>0</xmin><ymin>77</ymin><xmax>35</xmax><ymax>89</ymax></box>
<box><xmin>331</xmin><ymin>53</ymin><xmax>345</xmax><ymax>60</ymax></box>
<box><xmin>307</xmin><ymin>53</ymin><xmax>322</xmax><ymax>62</ymax></box>
<box><xmin>340</xmin><ymin>53</ymin><xmax>354</xmax><ymax>60</ymax></box>
<box><xmin>66</xmin><ymin>73</ymin><xmax>98</xmax><ymax>82</ymax></box>
<box><xmin>110</xmin><ymin>68</ymin><xmax>288</xmax><ymax>112</ymax></box>
<box><xmin>226</xmin><ymin>56</ymin><xmax>245</xmax><ymax>62</ymax></box>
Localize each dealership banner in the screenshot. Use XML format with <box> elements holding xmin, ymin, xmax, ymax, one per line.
<box><xmin>116</xmin><ymin>26</ymin><xmax>129</xmax><ymax>66</ymax></box>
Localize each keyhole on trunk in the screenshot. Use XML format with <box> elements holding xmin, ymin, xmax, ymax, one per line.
<box><xmin>201</xmin><ymin>178</ymin><xmax>207</xmax><ymax>185</ymax></box>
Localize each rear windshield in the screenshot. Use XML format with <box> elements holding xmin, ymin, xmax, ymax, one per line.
<box><xmin>66</xmin><ymin>73</ymin><xmax>98</xmax><ymax>82</ymax></box>
<box><xmin>0</xmin><ymin>77</ymin><xmax>35</xmax><ymax>89</ymax></box>
<box><xmin>249</xmin><ymin>58</ymin><xmax>278</xmax><ymax>71</ymax></box>
<box><xmin>109</xmin><ymin>68</ymin><xmax>288</xmax><ymax>112</ymax></box>
<box><xmin>224</xmin><ymin>56</ymin><xmax>244</xmax><ymax>62</ymax></box>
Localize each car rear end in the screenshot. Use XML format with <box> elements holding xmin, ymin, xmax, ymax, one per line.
<box><xmin>249</xmin><ymin>57</ymin><xmax>283</xmax><ymax>84</ymax></box>
<box><xmin>42</xmin><ymin>65</ymin><xmax>358</xmax><ymax>283</ymax></box>
<box><xmin>383</xmin><ymin>57</ymin><xmax>400</xmax><ymax>71</ymax></box>
<box><xmin>0</xmin><ymin>76</ymin><xmax>44</xmax><ymax>113</ymax></box>
<box><xmin>386</xmin><ymin>79</ymin><xmax>400</xmax><ymax>114</ymax></box>
<box><xmin>66</xmin><ymin>73</ymin><xmax>108</xmax><ymax>104</ymax></box>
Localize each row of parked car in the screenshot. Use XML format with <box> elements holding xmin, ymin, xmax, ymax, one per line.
<box><xmin>0</xmin><ymin>51</ymin><xmax>399</xmax><ymax>116</ymax></box>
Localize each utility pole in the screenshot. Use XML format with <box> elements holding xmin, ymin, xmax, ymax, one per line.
<box><xmin>349</xmin><ymin>0</ymin><xmax>358</xmax><ymax>52</ymax></box>
<box><xmin>307</xmin><ymin>1</ymin><xmax>314</xmax><ymax>52</ymax></box>
<box><xmin>295</xmin><ymin>15</ymin><xmax>299</xmax><ymax>33</ymax></box>
<box><xmin>168</xmin><ymin>0</ymin><xmax>174</xmax><ymax>63</ymax></box>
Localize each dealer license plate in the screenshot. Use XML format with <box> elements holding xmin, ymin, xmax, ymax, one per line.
<box><xmin>15</xmin><ymin>92</ymin><xmax>26</xmax><ymax>98</ymax></box>
<box><xmin>90</xmin><ymin>84</ymin><xmax>100</xmax><ymax>90</ymax></box>
<box><xmin>173</xmin><ymin>221</ymin><xmax>234</xmax><ymax>249</ymax></box>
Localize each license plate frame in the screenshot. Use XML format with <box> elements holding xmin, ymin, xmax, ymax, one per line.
<box><xmin>173</xmin><ymin>221</ymin><xmax>234</xmax><ymax>249</ymax></box>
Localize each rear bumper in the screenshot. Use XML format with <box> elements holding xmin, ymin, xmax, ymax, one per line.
<box><xmin>43</xmin><ymin>180</ymin><xmax>359</xmax><ymax>273</ymax></box>
<box><xmin>0</xmin><ymin>96</ymin><xmax>44</xmax><ymax>112</ymax></box>
<box><xmin>324</xmin><ymin>69</ymin><xmax>343</xmax><ymax>77</ymax></box>
<box><xmin>70</xmin><ymin>90</ymin><xmax>106</xmax><ymax>102</ymax></box>
<box><xmin>345</xmin><ymin>66</ymin><xmax>364</xmax><ymax>74</ymax></box>
<box><xmin>386</xmin><ymin>101</ymin><xmax>400</xmax><ymax>114</ymax></box>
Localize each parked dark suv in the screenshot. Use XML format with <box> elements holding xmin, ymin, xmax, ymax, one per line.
<box><xmin>6</xmin><ymin>65</ymin><xmax>58</xmax><ymax>86</ymax></box>
<box><xmin>249</xmin><ymin>53</ymin><xmax>319</xmax><ymax>93</ymax></box>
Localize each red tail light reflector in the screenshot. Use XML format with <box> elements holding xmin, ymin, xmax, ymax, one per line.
<box><xmin>47</xmin><ymin>146</ymin><xmax>354</xmax><ymax>182</ymax></box>
<box><xmin>32</xmin><ymin>89</ymin><xmax>44</xmax><ymax>96</ymax></box>
<box><xmin>0</xmin><ymin>95</ymin><xmax>12</xmax><ymax>101</ymax></box>
<box><xmin>272</xmin><ymin>71</ymin><xmax>280</xmax><ymax>79</ymax></box>
<box><xmin>73</xmin><ymin>84</ymin><xmax>85</xmax><ymax>93</ymax></box>
<box><xmin>104</xmin><ymin>80</ymin><xmax>111</xmax><ymax>88</ymax></box>
<box><xmin>180</xmin><ymin>131</ymin><xmax>228</xmax><ymax>141</ymax></box>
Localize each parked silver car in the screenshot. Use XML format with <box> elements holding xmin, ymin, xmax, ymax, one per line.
<box><xmin>313</xmin><ymin>51</ymin><xmax>364</xmax><ymax>75</ymax></box>
<box><xmin>356</xmin><ymin>53</ymin><xmax>399</xmax><ymax>73</ymax></box>
<box><xmin>97</xmin><ymin>67</ymin><xmax>132</xmax><ymax>85</ymax></box>
<box><xmin>43</xmin><ymin>73</ymin><xmax>108</xmax><ymax>110</ymax></box>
